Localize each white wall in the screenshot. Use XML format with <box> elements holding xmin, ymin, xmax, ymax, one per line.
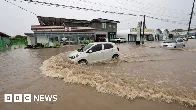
<box><xmin>37</xmin><ymin>36</ymin><xmax>49</xmax><ymax>44</ymax></box>
<box><xmin>117</xmin><ymin>30</ymin><xmax>130</xmax><ymax>41</ymax></box>
<box><xmin>27</xmin><ymin>36</ymin><xmax>32</xmax><ymax>45</ymax></box>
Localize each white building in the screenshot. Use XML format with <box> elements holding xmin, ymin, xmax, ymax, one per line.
<box><xmin>117</xmin><ymin>28</ymin><xmax>169</xmax><ymax>42</ymax></box>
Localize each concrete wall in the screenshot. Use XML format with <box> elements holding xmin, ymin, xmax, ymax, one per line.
<box><xmin>36</xmin><ymin>36</ymin><xmax>49</xmax><ymax>44</ymax></box>
<box><xmin>90</xmin><ymin>22</ymin><xmax>117</xmax><ymax>32</ymax></box>
<box><xmin>95</xmin><ymin>31</ymin><xmax>108</xmax><ymax>38</ymax></box>
<box><xmin>56</xmin><ymin>22</ymin><xmax>118</xmax><ymax>33</ymax></box>
<box><xmin>27</xmin><ymin>36</ymin><xmax>36</xmax><ymax>46</ymax></box>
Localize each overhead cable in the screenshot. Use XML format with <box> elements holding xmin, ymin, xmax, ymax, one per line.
<box><xmin>4</xmin><ymin>0</ymin><xmax>37</xmax><ymax>16</ymax></box>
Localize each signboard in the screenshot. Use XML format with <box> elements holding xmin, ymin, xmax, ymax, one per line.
<box><xmin>130</xmin><ymin>28</ymin><xmax>153</xmax><ymax>33</ymax></box>
<box><xmin>65</xmin><ymin>27</ymin><xmax>72</xmax><ymax>31</ymax></box>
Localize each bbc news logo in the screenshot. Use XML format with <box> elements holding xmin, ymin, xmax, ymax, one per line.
<box><xmin>4</xmin><ymin>94</ymin><xmax>57</xmax><ymax>102</ymax></box>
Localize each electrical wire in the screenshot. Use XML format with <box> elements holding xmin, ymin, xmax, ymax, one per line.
<box><xmin>4</xmin><ymin>0</ymin><xmax>194</xmax><ymax>27</ymax></box>
<box><xmin>11</xmin><ymin>0</ymin><xmax>189</xmax><ymax>25</ymax></box>
<box><xmin>117</xmin><ymin>0</ymin><xmax>189</xmax><ymax>16</ymax></box>
<box><xmin>66</xmin><ymin>0</ymin><xmax>194</xmax><ymax>26</ymax></box>
<box><xmin>4</xmin><ymin>0</ymin><xmax>37</xmax><ymax>16</ymax></box>
<box><xmin>64</xmin><ymin>0</ymin><xmax>188</xmax><ymax>20</ymax></box>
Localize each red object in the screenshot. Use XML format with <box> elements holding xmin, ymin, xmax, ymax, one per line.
<box><xmin>117</xmin><ymin>47</ymin><xmax>119</xmax><ymax>51</ymax></box>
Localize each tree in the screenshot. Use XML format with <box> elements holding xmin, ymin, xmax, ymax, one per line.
<box><xmin>15</xmin><ymin>35</ymin><xmax>26</xmax><ymax>39</ymax></box>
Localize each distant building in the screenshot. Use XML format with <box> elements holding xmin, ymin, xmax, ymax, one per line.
<box><xmin>25</xmin><ymin>16</ymin><xmax>119</xmax><ymax>47</ymax></box>
<box><xmin>0</xmin><ymin>32</ymin><xmax>10</xmax><ymax>42</ymax></box>
<box><xmin>170</xmin><ymin>29</ymin><xmax>196</xmax><ymax>37</ymax></box>
<box><xmin>117</xmin><ymin>28</ymin><xmax>169</xmax><ymax>42</ymax></box>
<box><xmin>0</xmin><ymin>32</ymin><xmax>11</xmax><ymax>50</ymax></box>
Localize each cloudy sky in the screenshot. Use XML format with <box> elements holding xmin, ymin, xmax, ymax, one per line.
<box><xmin>1</xmin><ymin>0</ymin><xmax>196</xmax><ymax>36</ymax></box>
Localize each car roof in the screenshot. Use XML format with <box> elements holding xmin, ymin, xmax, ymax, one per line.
<box><xmin>91</xmin><ymin>42</ymin><xmax>115</xmax><ymax>45</ymax></box>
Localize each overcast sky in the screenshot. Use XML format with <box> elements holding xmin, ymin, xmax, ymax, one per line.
<box><xmin>1</xmin><ymin>0</ymin><xmax>196</xmax><ymax>36</ymax></box>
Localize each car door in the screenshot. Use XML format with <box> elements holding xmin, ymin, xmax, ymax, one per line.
<box><xmin>103</xmin><ymin>43</ymin><xmax>114</xmax><ymax>60</ymax></box>
<box><xmin>87</xmin><ymin>44</ymin><xmax>104</xmax><ymax>63</ymax></box>
<box><xmin>176</xmin><ymin>39</ymin><xmax>183</xmax><ymax>48</ymax></box>
<box><xmin>176</xmin><ymin>40</ymin><xmax>181</xmax><ymax>48</ymax></box>
<box><xmin>179</xmin><ymin>39</ymin><xmax>185</xmax><ymax>47</ymax></box>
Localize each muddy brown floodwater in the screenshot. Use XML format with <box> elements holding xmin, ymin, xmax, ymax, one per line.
<box><xmin>0</xmin><ymin>40</ymin><xmax>196</xmax><ymax>110</ymax></box>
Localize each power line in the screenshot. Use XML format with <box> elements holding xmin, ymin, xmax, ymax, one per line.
<box><xmin>5</xmin><ymin>0</ymin><xmax>190</xmax><ymax>26</ymax></box>
<box><xmin>64</xmin><ymin>0</ymin><xmax>193</xmax><ymax>25</ymax></box>
<box><xmin>4</xmin><ymin>0</ymin><xmax>37</xmax><ymax>16</ymax></box>
<box><xmin>117</xmin><ymin>0</ymin><xmax>189</xmax><ymax>16</ymax></box>
<box><xmin>64</xmin><ymin>0</ymin><xmax>188</xmax><ymax>20</ymax></box>
<box><xmin>11</xmin><ymin>0</ymin><xmax>188</xmax><ymax>25</ymax></box>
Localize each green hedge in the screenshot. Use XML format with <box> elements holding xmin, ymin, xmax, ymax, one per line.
<box><xmin>10</xmin><ymin>38</ymin><xmax>27</xmax><ymax>45</ymax></box>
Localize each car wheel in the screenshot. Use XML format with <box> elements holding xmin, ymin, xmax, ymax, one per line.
<box><xmin>78</xmin><ymin>60</ymin><xmax>88</xmax><ymax>65</ymax></box>
<box><xmin>183</xmin><ymin>45</ymin><xmax>185</xmax><ymax>48</ymax></box>
<box><xmin>174</xmin><ymin>46</ymin><xmax>176</xmax><ymax>48</ymax></box>
<box><xmin>112</xmin><ymin>54</ymin><xmax>119</xmax><ymax>60</ymax></box>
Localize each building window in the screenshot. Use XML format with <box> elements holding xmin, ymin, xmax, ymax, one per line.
<box><xmin>113</xmin><ymin>25</ymin><xmax>116</xmax><ymax>29</ymax></box>
<box><xmin>102</xmin><ymin>23</ymin><xmax>107</xmax><ymax>28</ymax></box>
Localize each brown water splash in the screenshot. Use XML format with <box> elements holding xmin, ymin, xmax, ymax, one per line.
<box><xmin>40</xmin><ymin>52</ymin><xmax>196</xmax><ymax>108</ymax></box>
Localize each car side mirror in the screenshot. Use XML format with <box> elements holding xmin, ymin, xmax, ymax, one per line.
<box><xmin>88</xmin><ymin>50</ymin><xmax>92</xmax><ymax>53</ymax></box>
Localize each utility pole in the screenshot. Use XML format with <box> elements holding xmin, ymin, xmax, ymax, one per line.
<box><xmin>136</xmin><ymin>21</ymin><xmax>142</xmax><ymax>45</ymax></box>
<box><xmin>142</xmin><ymin>15</ymin><xmax>146</xmax><ymax>45</ymax></box>
<box><xmin>187</xmin><ymin>0</ymin><xmax>195</xmax><ymax>38</ymax></box>
<box><xmin>140</xmin><ymin>21</ymin><xmax>142</xmax><ymax>45</ymax></box>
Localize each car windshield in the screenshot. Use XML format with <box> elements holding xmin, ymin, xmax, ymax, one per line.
<box><xmin>82</xmin><ymin>44</ymin><xmax>94</xmax><ymax>52</ymax></box>
<box><xmin>163</xmin><ymin>40</ymin><xmax>176</xmax><ymax>43</ymax></box>
<box><xmin>177</xmin><ymin>39</ymin><xmax>184</xmax><ymax>42</ymax></box>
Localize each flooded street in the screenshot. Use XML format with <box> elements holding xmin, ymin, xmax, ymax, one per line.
<box><xmin>0</xmin><ymin>40</ymin><xmax>196</xmax><ymax>110</ymax></box>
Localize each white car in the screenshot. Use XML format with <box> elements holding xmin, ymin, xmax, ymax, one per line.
<box><xmin>161</xmin><ymin>38</ymin><xmax>185</xmax><ymax>48</ymax></box>
<box><xmin>178</xmin><ymin>36</ymin><xmax>187</xmax><ymax>41</ymax></box>
<box><xmin>68</xmin><ymin>42</ymin><xmax>120</xmax><ymax>64</ymax></box>
<box><xmin>110</xmin><ymin>38</ymin><xmax>126</xmax><ymax>43</ymax></box>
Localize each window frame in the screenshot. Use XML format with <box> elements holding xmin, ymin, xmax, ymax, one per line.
<box><xmin>102</xmin><ymin>23</ymin><xmax>107</xmax><ymax>28</ymax></box>
<box><xmin>90</xmin><ymin>44</ymin><xmax>103</xmax><ymax>53</ymax></box>
<box><xmin>104</xmin><ymin>43</ymin><xmax>113</xmax><ymax>50</ymax></box>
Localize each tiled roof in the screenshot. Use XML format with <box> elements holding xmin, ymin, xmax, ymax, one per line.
<box><xmin>37</xmin><ymin>16</ymin><xmax>120</xmax><ymax>26</ymax></box>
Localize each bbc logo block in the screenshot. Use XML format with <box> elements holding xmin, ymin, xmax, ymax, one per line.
<box><xmin>4</xmin><ymin>94</ymin><xmax>12</xmax><ymax>102</ymax></box>
<box><xmin>4</xmin><ymin>94</ymin><xmax>32</xmax><ymax>102</ymax></box>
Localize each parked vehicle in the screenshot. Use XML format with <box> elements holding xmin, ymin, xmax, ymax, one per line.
<box><xmin>187</xmin><ymin>36</ymin><xmax>192</xmax><ymax>39</ymax></box>
<box><xmin>161</xmin><ymin>38</ymin><xmax>185</xmax><ymax>48</ymax></box>
<box><xmin>110</xmin><ymin>38</ymin><xmax>126</xmax><ymax>43</ymax></box>
<box><xmin>68</xmin><ymin>42</ymin><xmax>120</xmax><ymax>64</ymax></box>
<box><xmin>191</xmin><ymin>36</ymin><xmax>196</xmax><ymax>39</ymax></box>
<box><xmin>178</xmin><ymin>36</ymin><xmax>187</xmax><ymax>41</ymax></box>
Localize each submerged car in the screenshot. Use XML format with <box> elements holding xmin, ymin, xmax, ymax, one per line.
<box><xmin>161</xmin><ymin>38</ymin><xmax>185</xmax><ymax>48</ymax></box>
<box><xmin>68</xmin><ymin>42</ymin><xmax>120</xmax><ymax>64</ymax></box>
